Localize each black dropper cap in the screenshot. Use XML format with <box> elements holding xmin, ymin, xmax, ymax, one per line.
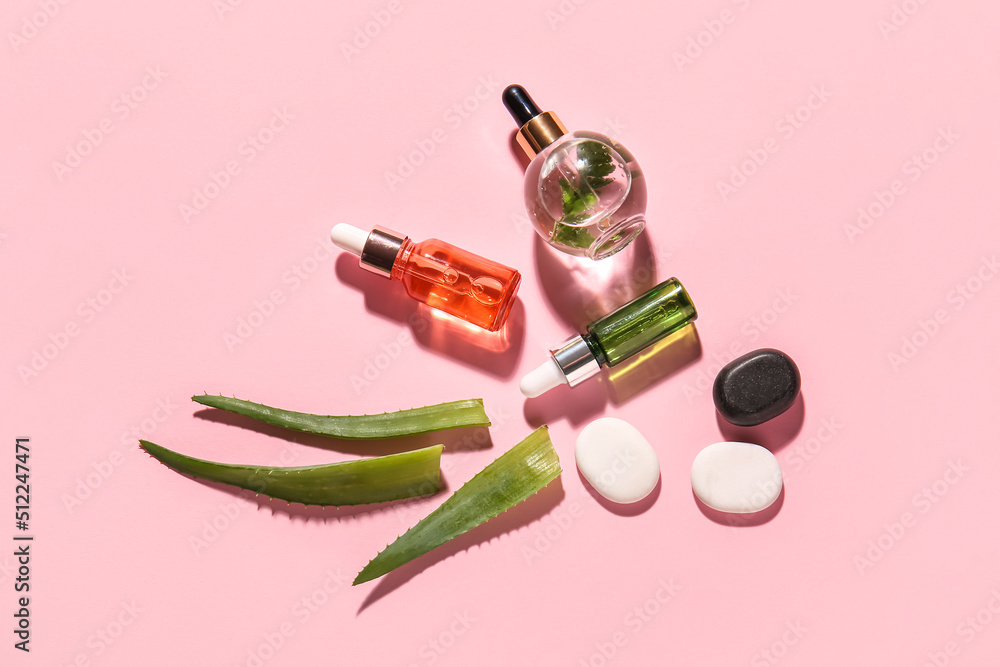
<box><xmin>502</xmin><ymin>84</ymin><xmax>542</xmax><ymax>127</ymax></box>
<box><xmin>503</xmin><ymin>85</ymin><xmax>567</xmax><ymax>159</ymax></box>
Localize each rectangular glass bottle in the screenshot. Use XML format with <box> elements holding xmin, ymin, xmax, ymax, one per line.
<box><xmin>584</xmin><ymin>279</ymin><xmax>697</xmax><ymax>366</ymax></box>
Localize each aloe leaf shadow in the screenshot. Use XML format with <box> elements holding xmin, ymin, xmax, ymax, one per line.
<box><xmin>356</xmin><ymin>475</ymin><xmax>566</xmax><ymax>613</ymax></box>
<box><xmin>188</xmin><ymin>477</ymin><xmax>449</xmax><ymax>524</ymax></box>
<box><xmin>193</xmin><ymin>408</ymin><xmax>493</xmax><ymax>457</ymax></box>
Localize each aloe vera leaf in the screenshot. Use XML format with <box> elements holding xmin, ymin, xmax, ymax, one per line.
<box><xmin>192</xmin><ymin>395</ymin><xmax>490</xmax><ymax>440</ymax></box>
<box><xmin>354</xmin><ymin>426</ymin><xmax>561</xmax><ymax>585</ymax></box>
<box><xmin>139</xmin><ymin>440</ymin><xmax>443</xmax><ymax>506</ymax></box>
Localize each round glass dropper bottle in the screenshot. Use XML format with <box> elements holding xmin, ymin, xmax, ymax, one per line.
<box><xmin>520</xmin><ymin>278</ymin><xmax>697</xmax><ymax>397</ymax></box>
<box><xmin>503</xmin><ymin>84</ymin><xmax>648</xmax><ymax>260</ymax></box>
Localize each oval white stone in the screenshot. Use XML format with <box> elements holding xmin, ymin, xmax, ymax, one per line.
<box><xmin>576</xmin><ymin>418</ymin><xmax>660</xmax><ymax>504</ymax></box>
<box><xmin>691</xmin><ymin>442</ymin><xmax>783</xmax><ymax>513</ymax></box>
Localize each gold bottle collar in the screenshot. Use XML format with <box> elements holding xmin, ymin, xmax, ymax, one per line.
<box><xmin>516</xmin><ymin>111</ymin><xmax>568</xmax><ymax>160</ymax></box>
<box><xmin>360</xmin><ymin>226</ymin><xmax>406</xmax><ymax>279</ymax></box>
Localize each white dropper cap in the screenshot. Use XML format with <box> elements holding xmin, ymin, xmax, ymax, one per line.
<box><xmin>330</xmin><ymin>223</ymin><xmax>369</xmax><ymax>257</ymax></box>
<box><xmin>520</xmin><ymin>335</ymin><xmax>602</xmax><ymax>398</ymax></box>
<box><xmin>519</xmin><ymin>357</ymin><xmax>568</xmax><ymax>398</ymax></box>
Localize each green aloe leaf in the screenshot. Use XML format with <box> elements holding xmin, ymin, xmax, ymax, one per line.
<box><xmin>354</xmin><ymin>426</ymin><xmax>561</xmax><ymax>585</ymax></box>
<box><xmin>551</xmin><ymin>220</ymin><xmax>597</xmax><ymax>249</ymax></box>
<box><xmin>140</xmin><ymin>440</ymin><xmax>442</xmax><ymax>506</ymax></box>
<box><xmin>192</xmin><ymin>395</ymin><xmax>490</xmax><ymax>439</ymax></box>
<box><xmin>558</xmin><ymin>140</ymin><xmax>615</xmax><ymax>219</ymax></box>
<box><xmin>552</xmin><ymin>139</ymin><xmax>617</xmax><ymax>251</ymax></box>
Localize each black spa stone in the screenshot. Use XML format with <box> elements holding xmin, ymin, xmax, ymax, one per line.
<box><xmin>713</xmin><ymin>348</ymin><xmax>800</xmax><ymax>426</ymax></box>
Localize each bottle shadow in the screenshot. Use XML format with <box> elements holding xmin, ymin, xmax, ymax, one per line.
<box><xmin>714</xmin><ymin>392</ymin><xmax>806</xmax><ymax>453</ymax></box>
<box><xmin>522</xmin><ymin>375</ymin><xmax>608</xmax><ymax>428</ymax></box>
<box><xmin>533</xmin><ymin>231</ymin><xmax>658</xmax><ymax>330</ymax></box>
<box><xmin>578</xmin><ymin>468</ymin><xmax>661</xmax><ymax>517</ymax></box>
<box><xmin>693</xmin><ymin>485</ymin><xmax>785</xmax><ymax>527</ymax></box>
<box><xmin>356</xmin><ymin>475</ymin><xmax>566</xmax><ymax>613</ymax></box>
<box><xmin>193</xmin><ymin>408</ymin><xmax>494</xmax><ymax>458</ymax></box>
<box><xmin>334</xmin><ymin>254</ymin><xmax>524</xmax><ymax>378</ymax></box>
<box><xmin>508</xmin><ymin>129</ymin><xmax>531</xmax><ymax>171</ymax></box>
<box><xmin>604</xmin><ymin>324</ymin><xmax>703</xmax><ymax>405</ymax></box>
<box><xmin>522</xmin><ymin>324</ymin><xmax>703</xmax><ymax>424</ymax></box>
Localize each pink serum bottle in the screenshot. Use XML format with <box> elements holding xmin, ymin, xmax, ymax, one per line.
<box><xmin>331</xmin><ymin>224</ymin><xmax>521</xmax><ymax>332</ymax></box>
<box><xmin>503</xmin><ymin>85</ymin><xmax>648</xmax><ymax>260</ymax></box>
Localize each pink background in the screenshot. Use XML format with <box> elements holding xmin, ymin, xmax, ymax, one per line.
<box><xmin>5</xmin><ymin>0</ymin><xmax>1000</xmax><ymax>664</ymax></box>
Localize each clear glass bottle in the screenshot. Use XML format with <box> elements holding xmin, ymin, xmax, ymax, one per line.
<box><xmin>331</xmin><ymin>224</ymin><xmax>521</xmax><ymax>332</ymax></box>
<box><xmin>503</xmin><ymin>85</ymin><xmax>647</xmax><ymax>260</ymax></box>
<box><xmin>519</xmin><ymin>278</ymin><xmax>696</xmax><ymax>397</ymax></box>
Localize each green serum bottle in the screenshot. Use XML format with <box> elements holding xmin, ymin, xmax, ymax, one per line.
<box><xmin>520</xmin><ymin>278</ymin><xmax>697</xmax><ymax>397</ymax></box>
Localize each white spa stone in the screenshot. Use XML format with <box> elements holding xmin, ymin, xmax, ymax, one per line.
<box><xmin>575</xmin><ymin>418</ymin><xmax>660</xmax><ymax>504</ymax></box>
<box><xmin>690</xmin><ymin>441</ymin><xmax>783</xmax><ymax>513</ymax></box>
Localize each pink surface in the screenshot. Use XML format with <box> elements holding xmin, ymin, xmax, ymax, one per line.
<box><xmin>4</xmin><ymin>0</ymin><xmax>1000</xmax><ymax>664</ymax></box>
